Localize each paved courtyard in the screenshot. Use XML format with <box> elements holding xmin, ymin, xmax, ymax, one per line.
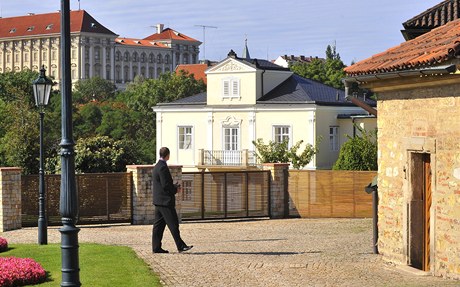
<box><xmin>2</xmin><ymin>218</ymin><xmax>460</xmax><ymax>287</ymax></box>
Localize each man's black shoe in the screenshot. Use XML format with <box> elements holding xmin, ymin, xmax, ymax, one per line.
<box><xmin>153</xmin><ymin>248</ymin><xmax>169</xmax><ymax>254</ymax></box>
<box><xmin>178</xmin><ymin>245</ymin><xmax>193</xmax><ymax>253</ymax></box>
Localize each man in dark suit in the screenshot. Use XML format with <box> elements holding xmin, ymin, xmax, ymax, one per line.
<box><xmin>152</xmin><ymin>147</ymin><xmax>193</xmax><ymax>253</ymax></box>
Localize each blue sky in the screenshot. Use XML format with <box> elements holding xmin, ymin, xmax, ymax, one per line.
<box><xmin>0</xmin><ymin>0</ymin><xmax>442</xmax><ymax>65</ymax></box>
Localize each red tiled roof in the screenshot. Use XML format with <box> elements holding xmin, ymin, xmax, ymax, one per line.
<box><xmin>115</xmin><ymin>38</ymin><xmax>169</xmax><ymax>48</ymax></box>
<box><xmin>0</xmin><ymin>10</ymin><xmax>117</xmax><ymax>38</ymax></box>
<box><xmin>345</xmin><ymin>18</ymin><xmax>460</xmax><ymax>76</ymax></box>
<box><xmin>175</xmin><ymin>64</ymin><xmax>208</xmax><ymax>84</ymax></box>
<box><xmin>144</xmin><ymin>28</ymin><xmax>199</xmax><ymax>43</ymax></box>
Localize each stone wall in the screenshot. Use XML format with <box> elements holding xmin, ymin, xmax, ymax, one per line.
<box><xmin>378</xmin><ymin>84</ymin><xmax>460</xmax><ymax>279</ymax></box>
<box><xmin>0</xmin><ymin>167</ymin><xmax>22</xmax><ymax>232</ymax></box>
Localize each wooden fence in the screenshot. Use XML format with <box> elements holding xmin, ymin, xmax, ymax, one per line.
<box><xmin>288</xmin><ymin>170</ymin><xmax>377</xmax><ymax>218</ymax></box>
<box><xmin>21</xmin><ymin>173</ymin><xmax>132</xmax><ymax>226</ymax></box>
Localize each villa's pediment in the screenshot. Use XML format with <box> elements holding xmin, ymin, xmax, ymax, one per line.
<box><xmin>206</xmin><ymin>58</ymin><xmax>256</xmax><ymax>74</ymax></box>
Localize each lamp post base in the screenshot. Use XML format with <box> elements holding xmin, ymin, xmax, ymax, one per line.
<box><xmin>38</xmin><ymin>219</ymin><xmax>47</xmax><ymax>245</ymax></box>
<box><xmin>59</xmin><ymin>222</ymin><xmax>81</xmax><ymax>287</ymax></box>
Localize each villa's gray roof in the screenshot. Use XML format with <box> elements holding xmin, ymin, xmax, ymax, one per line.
<box><xmin>159</xmin><ymin>92</ymin><xmax>207</xmax><ymax>105</ymax></box>
<box><xmin>163</xmin><ymin>74</ymin><xmax>376</xmax><ymax>107</ymax></box>
<box><xmin>258</xmin><ymin>74</ymin><xmax>375</xmax><ymax>106</ymax></box>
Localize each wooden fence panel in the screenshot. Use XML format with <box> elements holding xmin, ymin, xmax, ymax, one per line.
<box><xmin>288</xmin><ymin>170</ymin><xmax>376</xmax><ymax>218</ymax></box>
<box><xmin>21</xmin><ymin>173</ymin><xmax>132</xmax><ymax>226</ymax></box>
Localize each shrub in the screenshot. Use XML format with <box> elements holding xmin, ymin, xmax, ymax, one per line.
<box><xmin>333</xmin><ymin>126</ymin><xmax>377</xmax><ymax>171</ymax></box>
<box><xmin>0</xmin><ymin>237</ymin><xmax>7</xmax><ymax>252</ymax></box>
<box><xmin>252</xmin><ymin>138</ymin><xmax>320</xmax><ymax>170</ymax></box>
<box><xmin>0</xmin><ymin>257</ymin><xmax>46</xmax><ymax>286</ymax></box>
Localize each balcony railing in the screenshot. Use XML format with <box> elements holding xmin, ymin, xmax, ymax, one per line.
<box><xmin>198</xmin><ymin>149</ymin><xmax>260</xmax><ymax>167</ymax></box>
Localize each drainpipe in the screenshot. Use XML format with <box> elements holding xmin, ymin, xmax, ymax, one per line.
<box><xmin>342</xmin><ymin>79</ymin><xmax>378</xmax><ymax>117</ymax></box>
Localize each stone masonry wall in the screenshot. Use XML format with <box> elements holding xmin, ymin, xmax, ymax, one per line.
<box><xmin>378</xmin><ymin>84</ymin><xmax>460</xmax><ymax>279</ymax></box>
<box><xmin>263</xmin><ymin>163</ymin><xmax>289</xmax><ymax>218</ymax></box>
<box><xmin>0</xmin><ymin>167</ymin><xmax>22</xmax><ymax>232</ymax></box>
<box><xmin>127</xmin><ymin>164</ymin><xmax>182</xmax><ymax>225</ymax></box>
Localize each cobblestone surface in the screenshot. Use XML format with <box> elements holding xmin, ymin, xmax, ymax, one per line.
<box><xmin>2</xmin><ymin>218</ymin><xmax>460</xmax><ymax>287</ymax></box>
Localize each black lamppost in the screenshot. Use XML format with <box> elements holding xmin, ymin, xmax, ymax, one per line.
<box><xmin>60</xmin><ymin>1</ymin><xmax>80</xmax><ymax>286</ymax></box>
<box><xmin>33</xmin><ymin>65</ymin><xmax>54</xmax><ymax>245</ymax></box>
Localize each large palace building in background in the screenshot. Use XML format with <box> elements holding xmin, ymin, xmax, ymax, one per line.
<box><xmin>0</xmin><ymin>10</ymin><xmax>201</xmax><ymax>87</ymax></box>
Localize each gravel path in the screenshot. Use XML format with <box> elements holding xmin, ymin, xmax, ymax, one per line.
<box><xmin>2</xmin><ymin>218</ymin><xmax>459</xmax><ymax>287</ymax></box>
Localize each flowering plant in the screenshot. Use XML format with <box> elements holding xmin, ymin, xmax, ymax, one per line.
<box><xmin>0</xmin><ymin>257</ymin><xmax>46</xmax><ymax>287</ymax></box>
<box><xmin>0</xmin><ymin>237</ymin><xmax>7</xmax><ymax>252</ymax></box>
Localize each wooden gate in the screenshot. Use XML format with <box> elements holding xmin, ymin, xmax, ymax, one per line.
<box><xmin>179</xmin><ymin>170</ymin><xmax>270</xmax><ymax>220</ymax></box>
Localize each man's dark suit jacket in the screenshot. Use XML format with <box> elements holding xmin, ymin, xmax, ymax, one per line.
<box><xmin>152</xmin><ymin>159</ymin><xmax>178</xmax><ymax>207</ymax></box>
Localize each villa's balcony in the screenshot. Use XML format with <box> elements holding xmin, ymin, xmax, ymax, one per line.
<box><xmin>197</xmin><ymin>149</ymin><xmax>260</xmax><ymax>168</ymax></box>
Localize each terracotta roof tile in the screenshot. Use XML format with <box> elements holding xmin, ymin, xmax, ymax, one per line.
<box><xmin>115</xmin><ymin>38</ymin><xmax>169</xmax><ymax>48</ymax></box>
<box><xmin>0</xmin><ymin>10</ymin><xmax>117</xmax><ymax>38</ymax></box>
<box><xmin>345</xmin><ymin>18</ymin><xmax>460</xmax><ymax>76</ymax></box>
<box><xmin>175</xmin><ymin>64</ymin><xmax>208</xmax><ymax>84</ymax></box>
<box><xmin>143</xmin><ymin>28</ymin><xmax>199</xmax><ymax>43</ymax></box>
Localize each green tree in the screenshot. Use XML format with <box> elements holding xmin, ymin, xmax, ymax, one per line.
<box><xmin>289</xmin><ymin>43</ymin><xmax>346</xmax><ymax>89</ymax></box>
<box><xmin>73</xmin><ymin>76</ymin><xmax>117</xmax><ymax>104</ymax></box>
<box><xmin>49</xmin><ymin>135</ymin><xmax>140</xmax><ymax>173</ymax></box>
<box><xmin>0</xmin><ymin>99</ymin><xmax>40</xmax><ymax>174</ymax></box>
<box><xmin>120</xmin><ymin>71</ymin><xmax>206</xmax><ymax>162</ymax></box>
<box><xmin>0</xmin><ymin>70</ymin><xmax>52</xmax><ymax>174</ymax></box>
<box><xmin>252</xmin><ymin>138</ymin><xmax>319</xmax><ymax>169</ymax></box>
<box><xmin>333</xmin><ymin>126</ymin><xmax>377</xmax><ymax>171</ymax></box>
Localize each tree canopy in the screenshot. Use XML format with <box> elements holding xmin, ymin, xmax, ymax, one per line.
<box><xmin>290</xmin><ymin>44</ymin><xmax>346</xmax><ymax>89</ymax></box>
<box><xmin>0</xmin><ymin>70</ymin><xmax>206</xmax><ymax>174</ymax></box>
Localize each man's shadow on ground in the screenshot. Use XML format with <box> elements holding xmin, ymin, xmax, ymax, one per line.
<box><xmin>186</xmin><ymin>251</ymin><xmax>322</xmax><ymax>255</ymax></box>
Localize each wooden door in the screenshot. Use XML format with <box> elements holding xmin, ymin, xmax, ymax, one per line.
<box><xmin>409</xmin><ymin>153</ymin><xmax>431</xmax><ymax>271</ymax></box>
<box><xmin>423</xmin><ymin>154</ymin><xmax>431</xmax><ymax>271</ymax></box>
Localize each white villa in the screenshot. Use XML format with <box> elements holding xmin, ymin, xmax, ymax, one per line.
<box><xmin>154</xmin><ymin>50</ymin><xmax>376</xmax><ymax>170</ymax></box>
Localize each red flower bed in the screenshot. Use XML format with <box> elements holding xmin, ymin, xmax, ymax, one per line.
<box><xmin>0</xmin><ymin>237</ymin><xmax>7</xmax><ymax>252</ymax></box>
<box><xmin>0</xmin><ymin>257</ymin><xmax>46</xmax><ymax>287</ymax></box>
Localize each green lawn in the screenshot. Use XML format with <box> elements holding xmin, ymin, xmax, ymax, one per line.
<box><xmin>1</xmin><ymin>243</ymin><xmax>162</xmax><ymax>287</ymax></box>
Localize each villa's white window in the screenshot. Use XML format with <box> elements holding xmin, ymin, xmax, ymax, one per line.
<box><xmin>181</xmin><ymin>180</ymin><xmax>193</xmax><ymax>201</ymax></box>
<box><xmin>178</xmin><ymin>126</ymin><xmax>193</xmax><ymax>150</ymax></box>
<box><xmin>223</xmin><ymin>127</ymin><xmax>239</xmax><ymax>151</ymax></box>
<box><xmin>273</xmin><ymin>125</ymin><xmax>291</xmax><ymax>145</ymax></box>
<box><xmin>329</xmin><ymin>126</ymin><xmax>339</xmax><ymax>151</ymax></box>
<box><xmin>222</xmin><ymin>78</ymin><xmax>240</xmax><ymax>98</ymax></box>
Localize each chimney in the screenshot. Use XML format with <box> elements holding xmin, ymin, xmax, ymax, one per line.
<box><xmin>300</xmin><ymin>55</ymin><xmax>305</xmax><ymax>60</ymax></box>
<box><xmin>290</xmin><ymin>55</ymin><xmax>295</xmax><ymax>60</ymax></box>
<box><xmin>156</xmin><ymin>24</ymin><xmax>164</xmax><ymax>34</ymax></box>
<box><xmin>228</xmin><ymin>50</ymin><xmax>237</xmax><ymax>58</ymax></box>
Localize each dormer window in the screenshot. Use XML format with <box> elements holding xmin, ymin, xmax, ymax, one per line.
<box><xmin>27</xmin><ymin>26</ymin><xmax>34</xmax><ymax>32</ymax></box>
<box><xmin>222</xmin><ymin>78</ymin><xmax>240</xmax><ymax>99</ymax></box>
<box><xmin>9</xmin><ymin>28</ymin><xmax>16</xmax><ymax>33</ymax></box>
<box><xmin>46</xmin><ymin>24</ymin><xmax>53</xmax><ymax>30</ymax></box>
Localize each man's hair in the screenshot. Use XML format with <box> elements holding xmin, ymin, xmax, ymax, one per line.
<box><xmin>159</xmin><ymin>147</ymin><xmax>170</xmax><ymax>158</ymax></box>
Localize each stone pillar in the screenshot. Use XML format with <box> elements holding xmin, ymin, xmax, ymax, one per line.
<box><xmin>127</xmin><ymin>164</ymin><xmax>183</xmax><ymax>225</ymax></box>
<box><xmin>127</xmin><ymin>165</ymin><xmax>154</xmax><ymax>225</ymax></box>
<box><xmin>263</xmin><ymin>163</ymin><xmax>289</xmax><ymax>219</ymax></box>
<box><xmin>0</xmin><ymin>167</ymin><xmax>22</xmax><ymax>232</ymax></box>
